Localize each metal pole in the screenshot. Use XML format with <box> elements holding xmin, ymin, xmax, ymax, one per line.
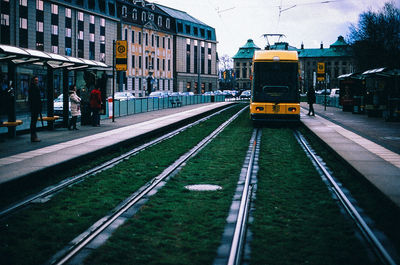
<box><xmin>112</xmin><ymin>40</ymin><xmax>115</xmax><ymax>122</ymax></box>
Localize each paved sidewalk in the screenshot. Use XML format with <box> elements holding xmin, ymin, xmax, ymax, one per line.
<box><xmin>300</xmin><ymin>103</ymin><xmax>400</xmax><ymax>208</ymax></box>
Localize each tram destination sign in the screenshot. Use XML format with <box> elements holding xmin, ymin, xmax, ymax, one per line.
<box><xmin>116</xmin><ymin>40</ymin><xmax>127</xmax><ymax>71</ymax></box>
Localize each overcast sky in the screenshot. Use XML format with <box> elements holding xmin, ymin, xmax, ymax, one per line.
<box><xmin>156</xmin><ymin>0</ymin><xmax>397</xmax><ymax>57</ymax></box>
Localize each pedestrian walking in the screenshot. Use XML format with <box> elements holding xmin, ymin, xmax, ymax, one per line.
<box><xmin>90</xmin><ymin>87</ymin><xmax>102</xmax><ymax>126</ymax></box>
<box><xmin>307</xmin><ymin>86</ymin><xmax>316</xmax><ymax>116</ymax></box>
<box><xmin>28</xmin><ymin>76</ymin><xmax>42</xmax><ymax>142</ymax></box>
<box><xmin>68</xmin><ymin>85</ymin><xmax>81</xmax><ymax>130</ymax></box>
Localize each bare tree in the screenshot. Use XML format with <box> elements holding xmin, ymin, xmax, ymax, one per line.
<box><xmin>219</xmin><ymin>54</ymin><xmax>233</xmax><ymax>71</ymax></box>
<box><xmin>349</xmin><ymin>1</ymin><xmax>400</xmax><ymax>71</ymax></box>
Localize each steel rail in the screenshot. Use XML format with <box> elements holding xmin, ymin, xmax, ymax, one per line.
<box><xmin>52</xmin><ymin>106</ymin><xmax>248</xmax><ymax>265</ymax></box>
<box><xmin>294</xmin><ymin>130</ymin><xmax>397</xmax><ymax>265</ymax></box>
<box><xmin>228</xmin><ymin>128</ymin><xmax>259</xmax><ymax>265</ymax></box>
<box><xmin>0</xmin><ymin>105</ymin><xmax>236</xmax><ymax>218</ymax></box>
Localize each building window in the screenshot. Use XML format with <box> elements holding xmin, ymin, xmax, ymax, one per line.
<box><xmin>36</xmin><ymin>21</ymin><xmax>43</xmax><ymax>32</ymax></box>
<box><xmin>132</xmin><ymin>55</ymin><xmax>135</xmax><ymax>68</ymax></box>
<box><xmin>125</xmin><ymin>29</ymin><xmax>128</xmax><ymax>40</ymax></box>
<box><xmin>149</xmin><ymin>13</ymin><xmax>154</xmax><ymax>21</ymax></box>
<box><xmin>131</xmin><ymin>30</ymin><xmax>135</xmax><ymax>43</ymax></box>
<box><xmin>19</xmin><ymin>18</ymin><xmax>27</xmax><ymax>29</ymax></box>
<box><xmin>19</xmin><ymin>0</ymin><xmax>27</xmax><ymax>6</ymax></box>
<box><xmin>151</xmin><ymin>34</ymin><xmax>154</xmax><ymax>47</ymax></box>
<box><xmin>52</xmin><ymin>46</ymin><xmax>58</xmax><ymax>54</ymax></box>
<box><xmin>51</xmin><ymin>4</ymin><xmax>58</xmax><ymax>14</ymax></box>
<box><xmin>51</xmin><ymin>25</ymin><xmax>58</xmax><ymax>35</ymax></box>
<box><xmin>168</xmin><ymin>38</ymin><xmax>170</xmax><ymax>49</ymax></box>
<box><xmin>145</xmin><ymin>33</ymin><xmax>148</xmax><ymax>46</ymax></box>
<box><xmin>158</xmin><ymin>16</ymin><xmax>162</xmax><ymax>26</ymax></box>
<box><xmin>78</xmin><ymin>11</ymin><xmax>84</xmax><ymax>21</ymax></box>
<box><xmin>194</xmin><ymin>40</ymin><xmax>198</xmax><ymax>74</ymax></box>
<box><xmin>1</xmin><ymin>14</ymin><xmax>10</xmax><ymax>26</ymax></box>
<box><xmin>139</xmin><ymin>56</ymin><xmax>142</xmax><ymax>69</ymax></box>
<box><xmin>138</xmin><ymin>31</ymin><xmax>142</xmax><ymax>45</ymax></box>
<box><xmin>36</xmin><ymin>0</ymin><xmax>43</xmax><ymax>10</ymax></box>
<box><xmin>157</xmin><ymin>58</ymin><xmax>159</xmax><ymax>70</ymax></box>
<box><xmin>168</xmin><ymin>59</ymin><xmax>170</xmax><ymax>71</ymax></box>
<box><xmin>100</xmin><ymin>18</ymin><xmax>105</xmax><ymax>27</ymax></box>
<box><xmin>78</xmin><ymin>31</ymin><xmax>83</xmax><ymax>40</ymax></box>
<box><xmin>132</xmin><ymin>9</ymin><xmax>137</xmax><ymax>20</ymax></box>
<box><xmin>90</xmin><ymin>15</ymin><xmax>95</xmax><ymax>24</ymax></box>
<box><xmin>122</xmin><ymin>5</ymin><xmax>127</xmax><ymax>17</ymax></box>
<box><xmin>166</xmin><ymin>18</ymin><xmax>170</xmax><ymax>29</ymax></box>
<box><xmin>142</xmin><ymin>11</ymin><xmax>146</xmax><ymax>21</ymax></box>
<box><xmin>90</xmin><ymin>33</ymin><xmax>94</xmax><ymax>42</ymax></box>
<box><xmin>65</xmin><ymin>8</ymin><xmax>71</xmax><ymax>18</ymax></box>
<box><xmin>186</xmin><ymin>39</ymin><xmax>191</xmax><ymax>73</ymax></box>
<box><xmin>156</xmin><ymin>36</ymin><xmax>159</xmax><ymax>48</ymax></box>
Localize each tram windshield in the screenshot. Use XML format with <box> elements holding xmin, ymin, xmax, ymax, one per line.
<box><xmin>252</xmin><ymin>62</ymin><xmax>299</xmax><ymax>103</ymax></box>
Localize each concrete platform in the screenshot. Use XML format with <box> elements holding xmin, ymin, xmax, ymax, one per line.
<box><xmin>0</xmin><ymin>102</ymin><xmax>234</xmax><ymax>185</ymax></box>
<box><xmin>301</xmin><ymin>103</ymin><xmax>400</xmax><ymax>208</ymax></box>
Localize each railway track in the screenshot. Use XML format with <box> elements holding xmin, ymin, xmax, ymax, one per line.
<box><xmin>48</xmin><ymin>106</ymin><xmax>248</xmax><ymax>265</ymax></box>
<box><xmin>294</xmin><ymin>130</ymin><xmax>398</xmax><ymax>265</ymax></box>
<box><xmin>0</xmin><ymin>105</ymin><xmax>237</xmax><ymax>218</ymax></box>
<box><xmin>227</xmin><ymin>128</ymin><xmax>260</xmax><ymax>265</ymax></box>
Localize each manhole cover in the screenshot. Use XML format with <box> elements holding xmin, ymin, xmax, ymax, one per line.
<box><xmin>185</xmin><ymin>184</ymin><xmax>222</xmax><ymax>191</ymax></box>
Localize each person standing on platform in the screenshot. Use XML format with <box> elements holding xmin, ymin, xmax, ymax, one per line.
<box><xmin>28</xmin><ymin>76</ymin><xmax>42</xmax><ymax>142</ymax></box>
<box><xmin>307</xmin><ymin>86</ymin><xmax>316</xmax><ymax>116</ymax></box>
<box><xmin>68</xmin><ymin>85</ymin><xmax>81</xmax><ymax>130</ymax></box>
<box><xmin>90</xmin><ymin>87</ymin><xmax>102</xmax><ymax>127</ymax></box>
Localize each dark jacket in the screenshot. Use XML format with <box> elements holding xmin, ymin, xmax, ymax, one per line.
<box><xmin>307</xmin><ymin>88</ymin><xmax>316</xmax><ymax>104</ymax></box>
<box><xmin>28</xmin><ymin>82</ymin><xmax>42</xmax><ymax>112</ymax></box>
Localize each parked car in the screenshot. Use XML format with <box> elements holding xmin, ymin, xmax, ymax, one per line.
<box><xmin>182</xmin><ymin>92</ymin><xmax>195</xmax><ymax>96</ymax></box>
<box><xmin>149</xmin><ymin>91</ymin><xmax>169</xmax><ymax>98</ymax></box>
<box><xmin>239</xmin><ymin>90</ymin><xmax>251</xmax><ymax>99</ymax></box>
<box><xmin>53</xmin><ymin>94</ymin><xmax>70</xmax><ymax>116</ymax></box>
<box><xmin>316</xmin><ymin>89</ymin><xmax>331</xmax><ymax>95</ymax></box>
<box><xmin>112</xmin><ymin>91</ymin><xmax>135</xmax><ymax>101</ymax></box>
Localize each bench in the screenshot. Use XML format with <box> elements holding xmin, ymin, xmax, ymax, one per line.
<box><xmin>0</xmin><ymin>120</ymin><xmax>23</xmax><ymax>127</ymax></box>
<box><xmin>170</xmin><ymin>99</ymin><xmax>177</xmax><ymax>108</ymax></box>
<box><xmin>38</xmin><ymin>116</ymin><xmax>60</xmax><ymax>122</ymax></box>
<box><xmin>175</xmin><ymin>98</ymin><xmax>182</xmax><ymax>107</ymax></box>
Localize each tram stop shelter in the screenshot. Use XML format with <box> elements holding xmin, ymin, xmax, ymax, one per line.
<box><xmin>0</xmin><ymin>44</ymin><xmax>110</xmax><ymax>137</ymax></box>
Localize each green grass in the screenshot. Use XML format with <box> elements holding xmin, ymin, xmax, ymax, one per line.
<box><xmin>83</xmin><ymin>109</ymin><xmax>254</xmax><ymax>265</ymax></box>
<box><xmin>0</xmin><ymin>104</ymin><xmax>245</xmax><ymax>265</ymax></box>
<box><xmin>299</xmin><ymin>126</ymin><xmax>400</xmax><ymax>257</ymax></box>
<box><xmin>250</xmin><ymin>128</ymin><xmax>373</xmax><ymax>265</ymax></box>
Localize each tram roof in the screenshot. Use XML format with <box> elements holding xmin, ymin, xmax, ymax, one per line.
<box><xmin>253</xmin><ymin>50</ymin><xmax>298</xmax><ymax>62</ymax></box>
<box><xmin>0</xmin><ymin>45</ymin><xmax>110</xmax><ymax>70</ymax></box>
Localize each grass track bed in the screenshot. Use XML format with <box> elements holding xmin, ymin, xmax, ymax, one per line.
<box><xmin>250</xmin><ymin>128</ymin><xmax>373</xmax><ymax>265</ymax></box>
<box><xmin>83</xmin><ymin>109</ymin><xmax>254</xmax><ymax>264</ymax></box>
<box><xmin>0</xmin><ymin>104</ymin><xmax>245</xmax><ymax>265</ymax></box>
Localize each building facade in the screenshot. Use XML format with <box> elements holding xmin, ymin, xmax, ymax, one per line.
<box><xmin>117</xmin><ymin>0</ymin><xmax>174</xmax><ymax>96</ymax></box>
<box><xmin>232</xmin><ymin>39</ymin><xmax>260</xmax><ymax>91</ymax></box>
<box><xmin>157</xmin><ymin>4</ymin><xmax>218</xmax><ymax>94</ymax></box>
<box><xmin>1</xmin><ymin>0</ymin><xmax>118</xmax><ymax>98</ymax></box>
<box><xmin>298</xmin><ymin>36</ymin><xmax>355</xmax><ymax>91</ymax></box>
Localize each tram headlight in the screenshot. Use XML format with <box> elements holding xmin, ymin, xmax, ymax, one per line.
<box><xmin>255</xmin><ymin>107</ymin><xmax>264</xmax><ymax>112</ymax></box>
<box><xmin>288</xmin><ymin>107</ymin><xmax>297</xmax><ymax>112</ymax></box>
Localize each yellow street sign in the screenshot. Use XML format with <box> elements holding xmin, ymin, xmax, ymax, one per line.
<box><xmin>317</xmin><ymin>62</ymin><xmax>325</xmax><ymax>74</ymax></box>
<box><xmin>116</xmin><ymin>63</ymin><xmax>127</xmax><ymax>71</ymax></box>
<box><xmin>116</xmin><ymin>40</ymin><xmax>127</xmax><ymax>59</ymax></box>
<box><xmin>317</xmin><ymin>76</ymin><xmax>325</xmax><ymax>82</ymax></box>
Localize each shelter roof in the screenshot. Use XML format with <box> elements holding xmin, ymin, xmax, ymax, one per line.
<box><xmin>0</xmin><ymin>45</ymin><xmax>109</xmax><ymax>70</ymax></box>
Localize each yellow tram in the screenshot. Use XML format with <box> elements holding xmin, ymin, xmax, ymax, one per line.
<box><xmin>250</xmin><ymin>50</ymin><xmax>300</xmax><ymax>122</ymax></box>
